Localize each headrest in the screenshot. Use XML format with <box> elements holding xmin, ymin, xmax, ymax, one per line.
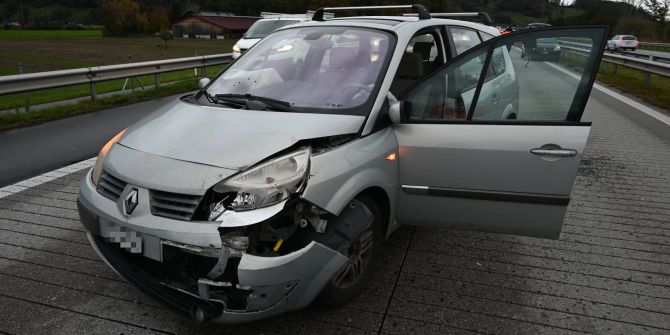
<box><xmin>329</xmin><ymin>47</ymin><xmax>357</xmax><ymax>70</ymax></box>
<box><xmin>396</xmin><ymin>52</ymin><xmax>424</xmax><ymax>79</ymax></box>
<box><xmin>412</xmin><ymin>42</ymin><xmax>433</xmax><ymax>61</ymax></box>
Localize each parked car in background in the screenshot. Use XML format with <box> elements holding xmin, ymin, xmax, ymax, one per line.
<box><xmin>607</xmin><ymin>35</ymin><xmax>638</xmax><ymax>51</ymax></box>
<box><xmin>521</xmin><ymin>36</ymin><xmax>561</xmax><ymax>62</ymax></box>
<box><xmin>527</xmin><ymin>22</ymin><xmax>551</xmax><ymax>29</ymax></box>
<box><xmin>233</xmin><ymin>14</ymin><xmax>310</xmax><ymax>58</ymax></box>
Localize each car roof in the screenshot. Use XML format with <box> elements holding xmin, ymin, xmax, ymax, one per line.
<box><xmin>283</xmin><ymin>16</ymin><xmax>499</xmax><ymax>36</ymax></box>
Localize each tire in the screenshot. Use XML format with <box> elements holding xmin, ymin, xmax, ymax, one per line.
<box><xmin>631</xmin><ymin>48</ymin><xmax>636</xmax><ymax>52</ymax></box>
<box><xmin>317</xmin><ymin>196</ymin><xmax>383</xmax><ymax>307</ymax></box>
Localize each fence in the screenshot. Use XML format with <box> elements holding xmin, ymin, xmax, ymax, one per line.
<box><xmin>0</xmin><ymin>54</ymin><xmax>234</xmax><ymax>108</ymax></box>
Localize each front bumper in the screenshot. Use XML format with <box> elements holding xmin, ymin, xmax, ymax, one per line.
<box><xmin>78</xmin><ymin>169</ymin><xmax>348</xmax><ymax>323</ymax></box>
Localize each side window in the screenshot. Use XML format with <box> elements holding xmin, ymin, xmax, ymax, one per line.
<box><xmin>390</xmin><ymin>29</ymin><xmax>445</xmax><ymax>97</ymax></box>
<box><xmin>403</xmin><ymin>28</ymin><xmax>606</xmax><ymax>123</ymax></box>
<box><xmin>449</xmin><ymin>27</ymin><xmax>482</xmax><ymax>55</ymax></box>
<box><xmin>480</xmin><ymin>32</ymin><xmax>495</xmax><ymax>41</ymax></box>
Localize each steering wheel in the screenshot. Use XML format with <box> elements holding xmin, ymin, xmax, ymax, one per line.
<box><xmin>341</xmin><ymin>83</ymin><xmax>372</xmax><ymax>104</ymax></box>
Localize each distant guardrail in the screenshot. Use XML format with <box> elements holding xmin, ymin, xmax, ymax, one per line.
<box><xmin>558</xmin><ymin>41</ymin><xmax>670</xmax><ymax>83</ymax></box>
<box><xmin>0</xmin><ymin>54</ymin><xmax>234</xmax><ymax>103</ymax></box>
<box><xmin>638</xmin><ymin>41</ymin><xmax>670</xmax><ymax>51</ymax></box>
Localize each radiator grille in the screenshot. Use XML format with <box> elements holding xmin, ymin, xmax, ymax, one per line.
<box><xmin>97</xmin><ymin>171</ymin><xmax>127</xmax><ymax>201</ymax></box>
<box><xmin>149</xmin><ymin>190</ymin><xmax>202</xmax><ymax>221</ymax></box>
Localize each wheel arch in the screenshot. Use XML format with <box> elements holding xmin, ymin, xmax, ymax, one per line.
<box><xmin>356</xmin><ymin>186</ymin><xmax>392</xmax><ymax>239</ymax></box>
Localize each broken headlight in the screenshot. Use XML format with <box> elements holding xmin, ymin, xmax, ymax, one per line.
<box><xmin>213</xmin><ymin>148</ymin><xmax>310</xmax><ymax>212</ymax></box>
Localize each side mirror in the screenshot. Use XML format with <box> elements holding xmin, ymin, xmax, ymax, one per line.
<box><xmin>387</xmin><ymin>92</ymin><xmax>402</xmax><ymax>124</ymax></box>
<box><xmin>198</xmin><ymin>77</ymin><xmax>211</xmax><ymax>89</ymax></box>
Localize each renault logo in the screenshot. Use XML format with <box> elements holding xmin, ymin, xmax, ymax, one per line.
<box><xmin>123</xmin><ymin>188</ymin><xmax>139</xmax><ymax>216</ymax></box>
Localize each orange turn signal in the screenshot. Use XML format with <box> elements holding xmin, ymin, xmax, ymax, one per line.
<box><xmin>385</xmin><ymin>152</ymin><xmax>397</xmax><ymax>161</ymax></box>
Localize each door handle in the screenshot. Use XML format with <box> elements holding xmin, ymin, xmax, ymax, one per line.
<box><xmin>530</xmin><ymin>147</ymin><xmax>578</xmax><ymax>157</ymax></box>
<box><xmin>492</xmin><ymin>93</ymin><xmax>500</xmax><ymax>103</ymax></box>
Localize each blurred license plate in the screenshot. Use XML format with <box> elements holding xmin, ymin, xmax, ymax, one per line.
<box><xmin>100</xmin><ymin>219</ymin><xmax>143</xmax><ymax>253</ymax></box>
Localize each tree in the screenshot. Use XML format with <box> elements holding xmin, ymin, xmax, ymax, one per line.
<box><xmin>159</xmin><ymin>25</ymin><xmax>173</xmax><ymax>47</ymax></box>
<box><xmin>645</xmin><ymin>0</ymin><xmax>669</xmax><ymax>21</ymax></box>
<box><xmin>102</xmin><ymin>0</ymin><xmax>147</xmax><ymax>36</ymax></box>
<box><xmin>145</xmin><ymin>6</ymin><xmax>169</xmax><ymax>34</ymax></box>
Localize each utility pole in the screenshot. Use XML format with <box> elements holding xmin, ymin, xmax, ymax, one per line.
<box><xmin>18</xmin><ymin>0</ymin><xmax>25</xmax><ymax>28</ymax></box>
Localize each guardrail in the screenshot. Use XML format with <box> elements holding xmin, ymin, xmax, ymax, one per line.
<box><xmin>639</xmin><ymin>41</ymin><xmax>670</xmax><ymax>51</ymax></box>
<box><xmin>0</xmin><ymin>53</ymin><xmax>234</xmax><ymax>104</ymax></box>
<box><xmin>558</xmin><ymin>41</ymin><xmax>670</xmax><ymax>83</ymax></box>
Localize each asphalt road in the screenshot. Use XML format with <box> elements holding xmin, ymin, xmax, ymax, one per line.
<box><xmin>0</xmin><ymin>93</ymin><xmax>185</xmax><ymax>187</ymax></box>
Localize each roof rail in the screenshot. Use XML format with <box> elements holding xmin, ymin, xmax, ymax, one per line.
<box><xmin>404</xmin><ymin>12</ymin><xmax>493</xmax><ymax>25</ymax></box>
<box><xmin>312</xmin><ymin>4</ymin><xmax>431</xmax><ymax>21</ymax></box>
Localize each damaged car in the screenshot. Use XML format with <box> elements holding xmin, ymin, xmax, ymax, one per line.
<box><xmin>77</xmin><ymin>4</ymin><xmax>608</xmax><ymax>324</ymax></box>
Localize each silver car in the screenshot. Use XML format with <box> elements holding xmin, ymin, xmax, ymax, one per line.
<box><xmin>606</xmin><ymin>35</ymin><xmax>639</xmax><ymax>51</ymax></box>
<box><xmin>77</xmin><ymin>5</ymin><xmax>608</xmax><ymax>324</ymax></box>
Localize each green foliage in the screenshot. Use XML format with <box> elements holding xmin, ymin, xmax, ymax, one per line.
<box><xmin>101</xmin><ymin>0</ymin><xmax>147</xmax><ymax>36</ymax></box>
<box><xmin>0</xmin><ymin>29</ymin><xmax>102</xmax><ymax>40</ymax></box>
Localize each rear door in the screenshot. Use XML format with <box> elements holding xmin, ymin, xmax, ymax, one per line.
<box><xmin>393</xmin><ymin>27</ymin><xmax>608</xmax><ymax>239</ymax></box>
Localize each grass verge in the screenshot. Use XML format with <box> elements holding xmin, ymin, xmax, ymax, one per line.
<box><xmin>0</xmin><ymin>79</ymin><xmax>197</xmax><ymax>130</ymax></box>
<box><xmin>560</xmin><ymin>52</ymin><xmax>670</xmax><ymax>110</ymax></box>
<box><xmin>0</xmin><ymin>29</ymin><xmax>102</xmax><ymax>40</ymax></box>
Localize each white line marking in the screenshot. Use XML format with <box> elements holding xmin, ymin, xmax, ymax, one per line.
<box><xmin>0</xmin><ymin>157</ymin><xmax>96</xmax><ymax>200</ymax></box>
<box><xmin>544</xmin><ymin>61</ymin><xmax>670</xmax><ymax>127</ymax></box>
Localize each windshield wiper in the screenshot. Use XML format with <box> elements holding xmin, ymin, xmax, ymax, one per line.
<box><xmin>202</xmin><ymin>91</ymin><xmax>245</xmax><ymax>108</ymax></box>
<box><xmin>214</xmin><ymin>93</ymin><xmax>295</xmax><ymax>112</ymax></box>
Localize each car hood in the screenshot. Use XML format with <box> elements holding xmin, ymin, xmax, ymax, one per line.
<box><xmin>119</xmin><ymin>99</ymin><xmax>365</xmax><ymax>170</ymax></box>
<box><xmin>235</xmin><ymin>38</ymin><xmax>262</xmax><ymax>49</ymax></box>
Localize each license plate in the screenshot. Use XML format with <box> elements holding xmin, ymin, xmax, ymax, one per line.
<box><xmin>100</xmin><ymin>219</ymin><xmax>143</xmax><ymax>253</ymax></box>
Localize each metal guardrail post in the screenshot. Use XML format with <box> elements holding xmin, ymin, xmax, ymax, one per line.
<box><xmin>90</xmin><ymin>82</ymin><xmax>96</xmax><ymax>103</ymax></box>
<box><xmin>18</xmin><ymin>63</ymin><xmax>30</xmax><ymax>112</ymax></box>
<box><xmin>155</xmin><ymin>73</ymin><xmax>160</xmax><ymax>89</ymax></box>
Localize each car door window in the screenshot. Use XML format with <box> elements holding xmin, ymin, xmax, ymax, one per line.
<box><xmin>390</xmin><ymin>29</ymin><xmax>445</xmax><ymax>96</ymax></box>
<box><xmin>449</xmin><ymin>27</ymin><xmax>482</xmax><ymax>54</ymax></box>
<box><xmin>403</xmin><ymin>28</ymin><xmax>606</xmax><ymax>123</ymax></box>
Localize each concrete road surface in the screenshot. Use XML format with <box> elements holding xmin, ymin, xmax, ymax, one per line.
<box><xmin>0</xmin><ymin>56</ymin><xmax>669</xmax><ymax>334</ymax></box>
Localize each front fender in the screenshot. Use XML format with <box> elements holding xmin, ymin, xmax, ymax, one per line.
<box><xmin>301</xmin><ymin>127</ymin><xmax>398</xmax><ymax>234</ymax></box>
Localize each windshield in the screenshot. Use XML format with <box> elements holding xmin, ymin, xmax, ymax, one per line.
<box><xmin>206</xmin><ymin>27</ymin><xmax>393</xmax><ymax>115</ymax></box>
<box><xmin>244</xmin><ymin>20</ymin><xmax>301</xmax><ymax>39</ymax></box>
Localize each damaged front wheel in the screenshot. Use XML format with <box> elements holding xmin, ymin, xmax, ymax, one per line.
<box><xmin>317</xmin><ymin>196</ymin><xmax>382</xmax><ymax>306</ymax></box>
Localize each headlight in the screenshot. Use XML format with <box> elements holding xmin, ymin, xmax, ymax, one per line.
<box><xmin>91</xmin><ymin>129</ymin><xmax>126</xmax><ymax>186</ymax></box>
<box><xmin>213</xmin><ymin>148</ymin><xmax>310</xmax><ymax>211</ymax></box>
<box><xmin>233</xmin><ymin>44</ymin><xmax>241</xmax><ymax>52</ymax></box>
<box><xmin>554</xmin><ymin>45</ymin><xmax>561</xmax><ymax>51</ymax></box>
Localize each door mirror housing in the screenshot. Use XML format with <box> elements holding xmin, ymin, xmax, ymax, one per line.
<box><xmin>387</xmin><ymin>92</ymin><xmax>402</xmax><ymax>124</ymax></box>
<box><xmin>198</xmin><ymin>77</ymin><xmax>211</xmax><ymax>89</ymax></box>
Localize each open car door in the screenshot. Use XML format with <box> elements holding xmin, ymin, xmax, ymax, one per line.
<box><xmin>393</xmin><ymin>26</ymin><xmax>608</xmax><ymax>239</ymax></box>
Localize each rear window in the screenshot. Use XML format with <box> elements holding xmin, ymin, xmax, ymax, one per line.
<box><xmin>622</xmin><ymin>36</ymin><xmax>636</xmax><ymax>40</ymax></box>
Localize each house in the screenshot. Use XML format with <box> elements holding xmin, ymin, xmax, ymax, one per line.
<box><xmin>172</xmin><ymin>11</ymin><xmax>261</xmax><ymax>39</ymax></box>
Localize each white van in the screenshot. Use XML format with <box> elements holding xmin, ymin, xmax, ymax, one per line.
<box><xmin>232</xmin><ymin>13</ymin><xmax>310</xmax><ymax>58</ymax></box>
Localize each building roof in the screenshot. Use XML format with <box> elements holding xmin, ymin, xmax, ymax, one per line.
<box><xmin>197</xmin><ymin>15</ymin><xmax>260</xmax><ymax>30</ymax></box>
<box><xmin>174</xmin><ymin>14</ymin><xmax>261</xmax><ymax>31</ymax></box>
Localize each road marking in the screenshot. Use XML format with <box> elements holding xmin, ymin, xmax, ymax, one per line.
<box><xmin>0</xmin><ymin>157</ymin><xmax>96</xmax><ymax>200</ymax></box>
<box><xmin>544</xmin><ymin>61</ymin><xmax>670</xmax><ymax>127</ymax></box>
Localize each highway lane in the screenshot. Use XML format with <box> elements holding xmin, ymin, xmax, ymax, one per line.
<box><xmin>0</xmin><ymin>93</ymin><xmax>186</xmax><ymax>187</ymax></box>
